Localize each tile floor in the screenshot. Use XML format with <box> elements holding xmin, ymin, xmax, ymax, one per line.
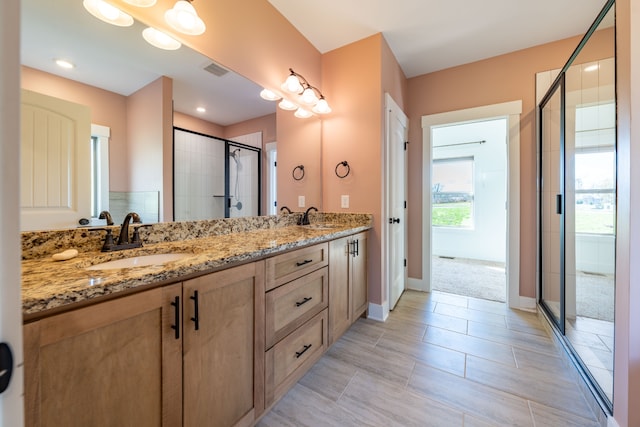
<box><xmin>257</xmin><ymin>290</ymin><xmax>603</xmax><ymax>427</ymax></box>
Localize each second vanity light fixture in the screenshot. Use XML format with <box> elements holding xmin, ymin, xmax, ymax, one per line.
<box><xmin>260</xmin><ymin>68</ymin><xmax>332</xmax><ymax>118</ymax></box>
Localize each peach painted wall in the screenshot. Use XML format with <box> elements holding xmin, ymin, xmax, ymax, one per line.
<box><xmin>126</xmin><ymin>76</ymin><xmax>173</xmax><ymax>221</ymax></box>
<box><xmin>173</xmin><ymin>111</ymin><xmax>225</xmax><ymax>137</ymax></box>
<box><xmin>406</xmin><ymin>34</ymin><xmax>592</xmax><ymax>299</ymax></box>
<box><xmin>322</xmin><ymin>34</ymin><xmax>406</xmax><ymax>308</ymax></box>
<box><xmin>20</xmin><ymin>66</ymin><xmax>129</xmax><ymax>190</ymax></box>
<box><xmin>614</xmin><ymin>0</ymin><xmax>640</xmax><ymax>425</ymax></box>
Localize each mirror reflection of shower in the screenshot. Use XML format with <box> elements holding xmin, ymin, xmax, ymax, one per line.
<box><xmin>229</xmin><ymin>148</ymin><xmax>243</xmax><ymax>211</ymax></box>
<box><xmin>173</xmin><ymin>128</ymin><xmax>262</xmax><ymax>221</ymax></box>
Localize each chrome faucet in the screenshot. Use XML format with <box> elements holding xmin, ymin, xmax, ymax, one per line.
<box><xmin>117</xmin><ymin>212</ymin><xmax>141</xmax><ymax>246</ymax></box>
<box><xmin>299</xmin><ymin>206</ymin><xmax>318</xmax><ymax>226</ymax></box>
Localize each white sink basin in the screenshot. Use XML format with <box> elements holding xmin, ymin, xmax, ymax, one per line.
<box><xmin>86</xmin><ymin>253</ymin><xmax>189</xmax><ymax>270</ymax></box>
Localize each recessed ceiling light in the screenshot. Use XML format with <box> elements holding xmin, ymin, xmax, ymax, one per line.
<box><xmin>55</xmin><ymin>59</ymin><xmax>75</xmax><ymax>69</ymax></box>
<box><xmin>196</xmin><ymin>107</ymin><xmax>206</xmax><ymax>113</ymax></box>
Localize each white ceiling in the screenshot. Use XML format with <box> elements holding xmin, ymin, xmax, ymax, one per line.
<box><xmin>268</xmin><ymin>0</ymin><xmax>608</xmax><ymax>78</ymax></box>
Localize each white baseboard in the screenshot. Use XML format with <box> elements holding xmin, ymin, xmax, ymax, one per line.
<box><xmin>518</xmin><ymin>296</ymin><xmax>537</xmax><ymax>312</ymax></box>
<box><xmin>607</xmin><ymin>416</ymin><xmax>620</xmax><ymax>427</ymax></box>
<box><xmin>367</xmin><ymin>302</ymin><xmax>389</xmax><ymax>322</ymax></box>
<box><xmin>407</xmin><ymin>277</ymin><xmax>428</xmax><ymax>292</ymax></box>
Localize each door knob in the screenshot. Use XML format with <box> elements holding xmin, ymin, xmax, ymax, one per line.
<box><xmin>0</xmin><ymin>343</ymin><xmax>13</xmax><ymax>394</ymax></box>
<box><xmin>388</xmin><ymin>217</ymin><xmax>400</xmax><ymax>224</ymax></box>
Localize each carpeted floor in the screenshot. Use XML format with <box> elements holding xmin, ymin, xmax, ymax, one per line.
<box><xmin>431</xmin><ymin>256</ymin><xmax>506</xmax><ymax>302</ymax></box>
<box><xmin>431</xmin><ymin>256</ymin><xmax>614</xmax><ymax>322</ymax></box>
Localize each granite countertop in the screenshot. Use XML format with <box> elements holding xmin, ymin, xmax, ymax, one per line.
<box><xmin>22</xmin><ymin>223</ymin><xmax>370</xmax><ymax>320</ymax></box>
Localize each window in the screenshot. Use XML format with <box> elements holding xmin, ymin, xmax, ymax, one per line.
<box><xmin>432</xmin><ymin>157</ymin><xmax>474</xmax><ymax>228</ymax></box>
<box><xmin>575</xmin><ymin>149</ymin><xmax>615</xmax><ymax>234</ymax></box>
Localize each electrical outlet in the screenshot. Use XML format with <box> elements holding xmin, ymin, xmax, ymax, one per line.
<box><xmin>298</xmin><ymin>195</ymin><xmax>305</xmax><ymax>208</ymax></box>
<box><xmin>341</xmin><ymin>195</ymin><xmax>349</xmax><ymax>208</ymax></box>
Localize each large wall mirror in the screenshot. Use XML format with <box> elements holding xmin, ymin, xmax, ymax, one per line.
<box><xmin>20</xmin><ymin>0</ymin><xmax>321</xmax><ymax>230</ymax></box>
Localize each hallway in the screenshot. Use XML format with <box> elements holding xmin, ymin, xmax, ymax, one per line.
<box><xmin>257</xmin><ymin>290</ymin><xmax>603</xmax><ymax>426</ymax></box>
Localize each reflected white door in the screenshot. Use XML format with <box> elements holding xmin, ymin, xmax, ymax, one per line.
<box><xmin>386</xmin><ymin>94</ymin><xmax>408</xmax><ymax>310</ymax></box>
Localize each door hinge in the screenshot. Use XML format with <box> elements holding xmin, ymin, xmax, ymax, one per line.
<box><xmin>274</xmin><ymin>201</ymin><xmax>277</xmax><ymax>207</ymax></box>
<box><xmin>404</xmin><ymin>259</ymin><xmax>407</xmax><ymax>267</ymax></box>
<box><xmin>404</xmin><ymin>200</ymin><xmax>407</xmax><ymax>209</ymax></box>
<box><xmin>404</xmin><ymin>141</ymin><xmax>409</xmax><ymax>151</ymax></box>
<box><xmin>274</xmin><ymin>161</ymin><xmax>277</xmax><ymax>167</ymax></box>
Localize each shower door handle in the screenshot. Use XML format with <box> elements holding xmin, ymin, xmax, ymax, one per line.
<box><xmin>556</xmin><ymin>194</ymin><xmax>562</xmax><ymax>215</ymax></box>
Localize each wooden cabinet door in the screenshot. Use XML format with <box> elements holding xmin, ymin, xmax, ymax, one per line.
<box><xmin>328</xmin><ymin>237</ymin><xmax>351</xmax><ymax>344</ymax></box>
<box><xmin>182</xmin><ymin>261</ymin><xmax>265</xmax><ymax>427</ymax></box>
<box><xmin>23</xmin><ymin>284</ymin><xmax>182</xmax><ymax>427</ymax></box>
<box><xmin>351</xmin><ymin>232</ymin><xmax>369</xmax><ymax>319</ymax></box>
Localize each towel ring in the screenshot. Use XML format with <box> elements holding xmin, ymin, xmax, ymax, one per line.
<box><xmin>335</xmin><ymin>161</ymin><xmax>350</xmax><ymax>178</ymax></box>
<box><xmin>292</xmin><ymin>165</ymin><xmax>305</xmax><ymax>181</ymax></box>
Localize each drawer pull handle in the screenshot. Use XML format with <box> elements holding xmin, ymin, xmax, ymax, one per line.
<box><xmin>295</xmin><ymin>296</ymin><xmax>313</xmax><ymax>307</ymax></box>
<box><xmin>170</xmin><ymin>296</ymin><xmax>180</xmax><ymax>340</ymax></box>
<box><xmin>295</xmin><ymin>344</ymin><xmax>312</xmax><ymax>359</ymax></box>
<box><xmin>190</xmin><ymin>290</ymin><xmax>200</xmax><ymax>331</ymax></box>
<box><xmin>296</xmin><ymin>259</ymin><xmax>313</xmax><ymax>267</ymax></box>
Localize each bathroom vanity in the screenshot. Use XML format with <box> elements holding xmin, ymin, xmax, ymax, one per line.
<box><xmin>20</xmin><ymin>213</ymin><xmax>371</xmax><ymax>427</ymax></box>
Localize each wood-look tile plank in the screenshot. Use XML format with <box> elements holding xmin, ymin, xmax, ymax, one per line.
<box><xmin>423</xmin><ymin>326</ymin><xmax>517</xmax><ymax>367</ymax></box>
<box><xmin>429</xmin><ymin>291</ymin><xmax>469</xmax><ymax>308</ymax></box>
<box><xmin>391</xmin><ymin>305</ymin><xmax>468</xmax><ymax>334</ymax></box>
<box><xmin>434</xmin><ymin>303</ymin><xmax>507</xmax><ymax>327</ymax></box>
<box><xmin>408</xmin><ymin>362</ymin><xmax>535</xmax><ymax>427</ymax></box>
<box><xmin>505</xmin><ymin>311</ymin><xmax>550</xmax><ymax>337</ymax></box>
<box><xmin>376</xmin><ymin>332</ymin><xmax>466</xmax><ymax>377</ymax></box>
<box><xmin>467</xmin><ymin>297</ymin><xmax>508</xmax><ymax>315</ymax></box>
<box><xmin>528</xmin><ymin>401</ymin><xmax>602</xmax><ymax>427</ymax></box>
<box><xmin>395</xmin><ymin>290</ymin><xmax>437</xmax><ymax>312</ymax></box>
<box><xmin>467</xmin><ymin>320</ymin><xmax>556</xmax><ymax>355</ymax></box>
<box><xmin>465</xmin><ymin>355</ymin><xmax>596</xmax><ymax>420</ymax></box>
<box><xmin>339</xmin><ymin>371</ymin><xmax>465</xmax><ymax>427</ymax></box>
<box><xmin>297</xmin><ymin>353</ymin><xmax>357</xmax><ymax>401</ymax></box>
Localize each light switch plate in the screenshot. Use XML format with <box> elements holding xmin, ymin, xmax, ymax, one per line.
<box><xmin>341</xmin><ymin>195</ymin><xmax>349</xmax><ymax>208</ymax></box>
<box><xmin>298</xmin><ymin>195</ymin><xmax>305</xmax><ymax>208</ymax></box>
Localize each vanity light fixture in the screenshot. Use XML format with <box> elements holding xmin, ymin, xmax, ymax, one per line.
<box><xmin>165</xmin><ymin>0</ymin><xmax>206</xmax><ymax>36</ymax></box>
<box><xmin>83</xmin><ymin>0</ymin><xmax>134</xmax><ymax>27</ymax></box>
<box><xmin>294</xmin><ymin>107</ymin><xmax>313</xmax><ymax>119</ymax></box>
<box><xmin>278</xmin><ymin>99</ymin><xmax>297</xmax><ymax>111</ymax></box>
<box><xmin>142</xmin><ymin>27</ymin><xmax>181</xmax><ymax>50</ymax></box>
<box><xmin>123</xmin><ymin>0</ymin><xmax>157</xmax><ymax>6</ymax></box>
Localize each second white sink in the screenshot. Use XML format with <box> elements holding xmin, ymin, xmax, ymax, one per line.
<box><xmin>86</xmin><ymin>253</ymin><xmax>189</xmax><ymax>270</ymax></box>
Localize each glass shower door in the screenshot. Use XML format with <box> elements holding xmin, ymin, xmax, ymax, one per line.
<box><xmin>540</xmin><ymin>78</ymin><xmax>564</xmax><ymax>331</ymax></box>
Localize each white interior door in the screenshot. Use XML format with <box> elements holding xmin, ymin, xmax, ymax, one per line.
<box><xmin>21</xmin><ymin>89</ymin><xmax>91</xmax><ymax>230</ymax></box>
<box><xmin>386</xmin><ymin>94</ymin><xmax>408</xmax><ymax>310</ymax></box>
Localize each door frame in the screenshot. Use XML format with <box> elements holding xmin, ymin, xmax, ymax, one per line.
<box><xmin>383</xmin><ymin>93</ymin><xmax>409</xmax><ymax>315</ymax></box>
<box><xmin>420</xmin><ymin>101</ymin><xmax>524</xmax><ymax>309</ymax></box>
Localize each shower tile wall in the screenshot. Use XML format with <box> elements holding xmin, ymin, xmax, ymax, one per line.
<box><xmin>108</xmin><ymin>191</ymin><xmax>159</xmax><ymax>224</ymax></box>
<box><xmin>229</xmin><ymin>132</ymin><xmax>262</xmax><ymax>218</ymax></box>
<box><xmin>174</xmin><ymin>129</ymin><xmax>225</xmax><ymax>221</ymax></box>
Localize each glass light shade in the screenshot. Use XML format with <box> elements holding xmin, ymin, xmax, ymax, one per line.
<box><xmin>301</xmin><ymin>87</ymin><xmax>319</xmax><ymax>105</ymax></box>
<box><xmin>123</xmin><ymin>0</ymin><xmax>157</xmax><ymax>6</ymax></box>
<box><xmin>294</xmin><ymin>107</ymin><xmax>313</xmax><ymax>119</ymax></box>
<box><xmin>312</xmin><ymin>98</ymin><xmax>332</xmax><ymax>114</ymax></box>
<box><xmin>260</xmin><ymin>88</ymin><xmax>281</xmax><ymax>101</ymax></box>
<box><xmin>165</xmin><ymin>0</ymin><xmax>206</xmax><ymax>36</ymax></box>
<box><xmin>142</xmin><ymin>27</ymin><xmax>181</xmax><ymax>50</ymax></box>
<box><xmin>83</xmin><ymin>0</ymin><xmax>134</xmax><ymax>27</ymax></box>
<box><xmin>282</xmin><ymin>74</ymin><xmax>302</xmax><ymax>94</ymax></box>
<box><xmin>278</xmin><ymin>99</ymin><xmax>297</xmax><ymax>111</ymax></box>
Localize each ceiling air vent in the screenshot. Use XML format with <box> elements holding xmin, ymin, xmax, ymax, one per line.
<box><xmin>203</xmin><ymin>62</ymin><xmax>229</xmax><ymax>77</ymax></box>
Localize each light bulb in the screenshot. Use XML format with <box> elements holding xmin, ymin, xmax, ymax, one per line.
<box><xmin>142</xmin><ymin>27</ymin><xmax>182</xmax><ymax>50</ymax></box>
<box><xmin>278</xmin><ymin>99</ymin><xmax>297</xmax><ymax>111</ymax></box>
<box><xmin>301</xmin><ymin>87</ymin><xmax>318</xmax><ymax>105</ymax></box>
<box><xmin>123</xmin><ymin>0</ymin><xmax>157</xmax><ymax>7</ymax></box>
<box><xmin>294</xmin><ymin>108</ymin><xmax>313</xmax><ymax>119</ymax></box>
<box><xmin>260</xmin><ymin>88</ymin><xmax>280</xmax><ymax>101</ymax></box>
<box><xmin>312</xmin><ymin>98</ymin><xmax>332</xmax><ymax>114</ymax></box>
<box><xmin>83</xmin><ymin>0</ymin><xmax>134</xmax><ymax>27</ymax></box>
<box><xmin>283</xmin><ymin>74</ymin><xmax>302</xmax><ymax>94</ymax></box>
<box><xmin>165</xmin><ymin>1</ymin><xmax>206</xmax><ymax>35</ymax></box>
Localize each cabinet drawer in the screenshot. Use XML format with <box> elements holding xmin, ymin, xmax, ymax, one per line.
<box><xmin>265</xmin><ymin>309</ymin><xmax>328</xmax><ymax>406</ymax></box>
<box><xmin>266</xmin><ymin>243</ymin><xmax>328</xmax><ymax>290</ymax></box>
<box><xmin>265</xmin><ymin>267</ymin><xmax>328</xmax><ymax>348</ymax></box>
